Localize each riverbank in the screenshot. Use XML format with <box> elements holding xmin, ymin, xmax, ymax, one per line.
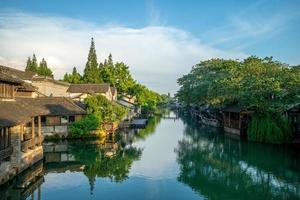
<box><xmin>1</xmin><ymin>111</ymin><xmax>299</xmax><ymax>199</ymax></box>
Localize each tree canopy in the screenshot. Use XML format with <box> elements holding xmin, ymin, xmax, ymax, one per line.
<box><xmin>177</xmin><ymin>56</ymin><xmax>300</xmax><ymax>113</ymax></box>
<box><xmin>83</xmin><ymin>37</ymin><xmax>101</xmax><ymax>83</ymax></box>
<box><xmin>176</xmin><ymin>56</ymin><xmax>300</xmax><ymax>143</ymax></box>
<box><xmin>25</xmin><ymin>54</ymin><xmax>53</xmax><ymax>77</ymax></box>
<box><xmin>63</xmin><ymin>38</ymin><xmax>163</xmax><ymax>112</ymax></box>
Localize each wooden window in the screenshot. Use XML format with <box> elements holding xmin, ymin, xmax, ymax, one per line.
<box><xmin>69</xmin><ymin>116</ymin><xmax>75</xmax><ymax>123</ymax></box>
<box><xmin>41</xmin><ymin>116</ymin><xmax>46</xmax><ymax>126</ymax></box>
<box><xmin>61</xmin><ymin>116</ymin><xmax>68</xmax><ymax>124</ymax></box>
<box><xmin>0</xmin><ymin>128</ymin><xmax>10</xmax><ymax>151</ymax></box>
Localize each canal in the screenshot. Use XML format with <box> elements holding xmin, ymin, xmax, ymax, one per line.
<box><xmin>1</xmin><ymin>111</ymin><xmax>300</xmax><ymax>200</ymax></box>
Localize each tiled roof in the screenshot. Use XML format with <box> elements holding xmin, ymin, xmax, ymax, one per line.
<box><xmin>16</xmin><ymin>97</ymin><xmax>86</xmax><ymax>116</ymax></box>
<box><xmin>0</xmin><ymin>71</ymin><xmax>24</xmax><ymax>84</ymax></box>
<box><xmin>32</xmin><ymin>76</ymin><xmax>70</xmax><ymax>86</ymax></box>
<box><xmin>0</xmin><ymin>101</ymin><xmax>39</xmax><ymax>128</ymax></box>
<box><xmin>67</xmin><ymin>83</ymin><xmax>110</xmax><ymax>93</ymax></box>
<box><xmin>0</xmin><ymin>65</ymin><xmax>34</xmax><ymax>80</ymax></box>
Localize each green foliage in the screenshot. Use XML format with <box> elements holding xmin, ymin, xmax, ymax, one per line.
<box><xmin>84</xmin><ymin>95</ymin><xmax>128</xmax><ymax>123</ymax></box>
<box><xmin>38</xmin><ymin>58</ymin><xmax>53</xmax><ymax>77</ymax></box>
<box><xmin>248</xmin><ymin>114</ymin><xmax>291</xmax><ymax>144</ymax></box>
<box><xmin>177</xmin><ymin>56</ymin><xmax>300</xmax><ymax>143</ymax></box>
<box><xmin>177</xmin><ymin>56</ymin><xmax>300</xmax><ymax>111</ymax></box>
<box><xmin>63</xmin><ymin>38</ymin><xmax>163</xmax><ymax>113</ymax></box>
<box><xmin>99</xmin><ymin>58</ymin><xmax>136</xmax><ymax>94</ymax></box>
<box><xmin>68</xmin><ymin>114</ymin><xmax>100</xmax><ymax>136</ymax></box>
<box><xmin>64</xmin><ymin>67</ymin><xmax>82</xmax><ymax>83</ymax></box>
<box><xmin>25</xmin><ymin>54</ymin><xmax>53</xmax><ymax>77</ymax></box>
<box><xmin>83</xmin><ymin>38</ymin><xmax>101</xmax><ymax>83</ymax></box>
<box><xmin>25</xmin><ymin>54</ymin><xmax>38</xmax><ymax>74</ymax></box>
<box><xmin>128</xmin><ymin>83</ymin><xmax>162</xmax><ymax>113</ymax></box>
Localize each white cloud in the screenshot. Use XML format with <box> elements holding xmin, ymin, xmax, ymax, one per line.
<box><xmin>0</xmin><ymin>11</ymin><xmax>246</xmax><ymax>94</ymax></box>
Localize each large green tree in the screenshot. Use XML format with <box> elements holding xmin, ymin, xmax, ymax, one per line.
<box><xmin>83</xmin><ymin>38</ymin><xmax>101</xmax><ymax>83</ymax></box>
<box><xmin>176</xmin><ymin>56</ymin><xmax>300</xmax><ymax>143</ymax></box>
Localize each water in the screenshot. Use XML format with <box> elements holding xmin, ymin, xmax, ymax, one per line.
<box><xmin>1</xmin><ymin>111</ymin><xmax>300</xmax><ymax>200</ymax></box>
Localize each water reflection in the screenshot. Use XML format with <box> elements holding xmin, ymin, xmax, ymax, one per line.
<box><xmin>0</xmin><ymin>161</ymin><xmax>44</xmax><ymax>200</ymax></box>
<box><xmin>176</xmin><ymin>115</ymin><xmax>300</xmax><ymax>200</ymax></box>
<box><xmin>44</xmin><ymin>134</ymin><xmax>142</xmax><ymax>194</ymax></box>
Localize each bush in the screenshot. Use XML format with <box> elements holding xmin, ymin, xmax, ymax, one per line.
<box><xmin>247</xmin><ymin>113</ymin><xmax>291</xmax><ymax>144</ymax></box>
<box><xmin>69</xmin><ymin>114</ymin><xmax>100</xmax><ymax>136</ymax></box>
<box><xmin>84</xmin><ymin>95</ymin><xmax>128</xmax><ymax>123</ymax></box>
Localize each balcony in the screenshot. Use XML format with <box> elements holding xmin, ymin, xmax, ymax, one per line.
<box><xmin>0</xmin><ymin>146</ymin><xmax>13</xmax><ymax>162</ymax></box>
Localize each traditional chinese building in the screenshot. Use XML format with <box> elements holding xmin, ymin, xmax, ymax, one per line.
<box><xmin>67</xmin><ymin>83</ymin><xmax>115</xmax><ymax>101</ymax></box>
<box><xmin>222</xmin><ymin>105</ymin><xmax>251</xmax><ymax>137</ymax></box>
<box><xmin>0</xmin><ymin>72</ymin><xmax>43</xmax><ymax>185</ymax></box>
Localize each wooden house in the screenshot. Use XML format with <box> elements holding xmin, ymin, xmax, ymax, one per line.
<box><xmin>16</xmin><ymin>97</ymin><xmax>86</xmax><ymax>137</ymax></box>
<box><xmin>31</xmin><ymin>76</ymin><xmax>70</xmax><ymax>97</ymax></box>
<box><xmin>0</xmin><ymin>72</ymin><xmax>43</xmax><ymax>185</ymax></box>
<box><xmin>110</xmin><ymin>86</ymin><xmax>117</xmax><ymax>101</ymax></box>
<box><xmin>286</xmin><ymin>103</ymin><xmax>300</xmax><ymax>138</ymax></box>
<box><xmin>67</xmin><ymin>83</ymin><xmax>114</xmax><ymax>102</ymax></box>
<box><xmin>222</xmin><ymin>105</ymin><xmax>251</xmax><ymax>137</ymax></box>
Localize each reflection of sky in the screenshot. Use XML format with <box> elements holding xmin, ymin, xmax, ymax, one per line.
<box><xmin>129</xmin><ymin>118</ymin><xmax>184</xmax><ymax>179</ymax></box>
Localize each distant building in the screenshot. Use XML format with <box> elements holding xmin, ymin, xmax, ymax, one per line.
<box><xmin>222</xmin><ymin>105</ymin><xmax>251</xmax><ymax>136</ymax></box>
<box><xmin>67</xmin><ymin>83</ymin><xmax>114</xmax><ymax>101</ymax></box>
<box><xmin>31</xmin><ymin>76</ymin><xmax>70</xmax><ymax>97</ymax></box>
<box><xmin>0</xmin><ymin>65</ymin><xmax>70</xmax><ymax>97</ymax></box>
<box><xmin>286</xmin><ymin>103</ymin><xmax>300</xmax><ymax>138</ymax></box>
<box><xmin>121</xmin><ymin>94</ymin><xmax>136</xmax><ymax>104</ymax></box>
<box><xmin>110</xmin><ymin>86</ymin><xmax>117</xmax><ymax>101</ymax></box>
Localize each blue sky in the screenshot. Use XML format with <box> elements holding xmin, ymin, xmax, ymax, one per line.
<box><xmin>0</xmin><ymin>0</ymin><xmax>299</xmax><ymax>94</ymax></box>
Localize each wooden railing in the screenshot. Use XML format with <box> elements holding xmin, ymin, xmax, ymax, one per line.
<box><xmin>0</xmin><ymin>146</ymin><xmax>13</xmax><ymax>161</ymax></box>
<box><xmin>21</xmin><ymin>139</ymin><xmax>34</xmax><ymax>152</ymax></box>
<box><xmin>35</xmin><ymin>135</ymin><xmax>44</xmax><ymax>146</ymax></box>
<box><xmin>24</xmin><ymin>133</ymin><xmax>32</xmax><ymax>140</ymax></box>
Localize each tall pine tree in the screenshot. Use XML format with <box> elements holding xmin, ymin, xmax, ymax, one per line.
<box><xmin>38</xmin><ymin>58</ymin><xmax>53</xmax><ymax>77</ymax></box>
<box><xmin>25</xmin><ymin>57</ymin><xmax>32</xmax><ymax>72</ymax></box>
<box><xmin>31</xmin><ymin>54</ymin><xmax>38</xmax><ymax>73</ymax></box>
<box><xmin>83</xmin><ymin>38</ymin><xmax>100</xmax><ymax>83</ymax></box>
<box><xmin>25</xmin><ymin>54</ymin><xmax>38</xmax><ymax>73</ymax></box>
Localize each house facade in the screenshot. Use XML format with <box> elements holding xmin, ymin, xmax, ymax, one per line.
<box><xmin>31</xmin><ymin>76</ymin><xmax>70</xmax><ymax>97</ymax></box>
<box><xmin>0</xmin><ymin>73</ymin><xmax>43</xmax><ymax>185</ymax></box>
<box><xmin>222</xmin><ymin>105</ymin><xmax>251</xmax><ymax>137</ymax></box>
<box><xmin>67</xmin><ymin>83</ymin><xmax>115</xmax><ymax>101</ymax></box>
<box><xmin>16</xmin><ymin>97</ymin><xmax>86</xmax><ymax>137</ymax></box>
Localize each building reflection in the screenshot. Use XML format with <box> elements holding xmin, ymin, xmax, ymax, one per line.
<box><xmin>43</xmin><ymin>132</ymin><xmax>142</xmax><ymax>194</ymax></box>
<box><xmin>0</xmin><ymin>160</ymin><xmax>44</xmax><ymax>200</ymax></box>
<box><xmin>176</xmin><ymin>116</ymin><xmax>300</xmax><ymax>200</ymax></box>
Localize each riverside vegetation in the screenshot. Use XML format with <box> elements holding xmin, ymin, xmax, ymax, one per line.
<box><xmin>176</xmin><ymin>56</ymin><xmax>300</xmax><ymax>144</ymax></box>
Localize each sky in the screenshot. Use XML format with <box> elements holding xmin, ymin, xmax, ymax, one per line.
<box><xmin>0</xmin><ymin>0</ymin><xmax>299</xmax><ymax>94</ymax></box>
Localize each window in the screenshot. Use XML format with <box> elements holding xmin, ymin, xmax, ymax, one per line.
<box><xmin>69</xmin><ymin>116</ymin><xmax>75</xmax><ymax>123</ymax></box>
<box><xmin>61</xmin><ymin>116</ymin><xmax>68</xmax><ymax>124</ymax></box>
<box><xmin>41</xmin><ymin>116</ymin><xmax>46</xmax><ymax>125</ymax></box>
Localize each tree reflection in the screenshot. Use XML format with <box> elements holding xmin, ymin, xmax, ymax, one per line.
<box><xmin>176</xmin><ymin>115</ymin><xmax>300</xmax><ymax>200</ymax></box>
<box><xmin>44</xmin><ymin>133</ymin><xmax>142</xmax><ymax>194</ymax></box>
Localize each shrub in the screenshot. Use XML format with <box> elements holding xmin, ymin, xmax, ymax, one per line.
<box><xmin>69</xmin><ymin>114</ymin><xmax>100</xmax><ymax>136</ymax></box>
<box><xmin>84</xmin><ymin>95</ymin><xmax>128</xmax><ymax>123</ymax></box>
<box><xmin>247</xmin><ymin>113</ymin><xmax>291</xmax><ymax>144</ymax></box>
